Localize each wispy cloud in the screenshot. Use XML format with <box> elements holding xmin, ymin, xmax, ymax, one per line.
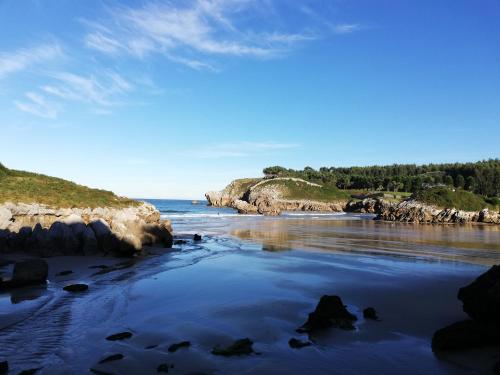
<box><xmin>332</xmin><ymin>23</ymin><xmax>363</xmax><ymax>35</ymax></box>
<box><xmin>185</xmin><ymin>141</ymin><xmax>300</xmax><ymax>159</ymax></box>
<box><xmin>0</xmin><ymin>43</ymin><xmax>63</xmax><ymax>79</ymax></box>
<box><xmin>14</xmin><ymin>92</ymin><xmax>59</xmax><ymax>119</ymax></box>
<box><xmin>83</xmin><ymin>1</ymin><xmax>315</xmax><ymax>69</ymax></box>
<box><xmin>42</xmin><ymin>70</ymin><xmax>133</xmax><ymax>106</ymax></box>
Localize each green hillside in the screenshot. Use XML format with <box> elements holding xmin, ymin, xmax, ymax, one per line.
<box><xmin>0</xmin><ymin>163</ymin><xmax>137</xmax><ymax>208</ymax></box>
<box><xmin>413</xmin><ymin>187</ymin><xmax>498</xmax><ymax>212</ymax></box>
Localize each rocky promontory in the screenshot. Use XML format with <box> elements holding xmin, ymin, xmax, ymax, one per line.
<box><xmin>206</xmin><ymin>178</ymin><xmax>500</xmax><ymax>224</ymax></box>
<box><xmin>0</xmin><ymin>202</ymin><xmax>173</xmax><ymax>257</ymax></box>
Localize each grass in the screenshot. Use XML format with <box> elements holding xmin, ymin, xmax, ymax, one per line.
<box><xmin>0</xmin><ymin>163</ymin><xmax>138</xmax><ymax>208</ymax></box>
<box><xmin>256</xmin><ymin>179</ymin><xmax>352</xmax><ymax>201</ymax></box>
<box><xmin>225</xmin><ymin>178</ymin><xmax>263</xmax><ymax>197</ymax></box>
<box><xmin>413</xmin><ymin>187</ymin><xmax>496</xmax><ymax>211</ymax></box>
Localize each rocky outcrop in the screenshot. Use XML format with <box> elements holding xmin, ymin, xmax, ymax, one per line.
<box><xmin>0</xmin><ymin>259</ymin><xmax>48</xmax><ymax>289</ymax></box>
<box><xmin>0</xmin><ymin>202</ymin><xmax>173</xmax><ymax>256</ymax></box>
<box><xmin>375</xmin><ymin>200</ymin><xmax>500</xmax><ymax>224</ymax></box>
<box><xmin>432</xmin><ymin>266</ymin><xmax>500</xmax><ymax>351</ymax></box>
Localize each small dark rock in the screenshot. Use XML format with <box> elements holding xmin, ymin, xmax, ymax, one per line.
<box><xmin>57</xmin><ymin>270</ymin><xmax>73</xmax><ymax>276</ymax></box>
<box><xmin>212</xmin><ymin>338</ymin><xmax>254</xmax><ymax>356</ymax></box>
<box><xmin>297</xmin><ymin>295</ymin><xmax>357</xmax><ymax>333</ymax></box>
<box><xmin>288</xmin><ymin>338</ymin><xmax>312</xmax><ymax>349</ymax></box>
<box><xmin>174</xmin><ymin>239</ymin><xmax>187</xmax><ymax>245</ymax></box>
<box><xmin>0</xmin><ymin>259</ymin><xmax>48</xmax><ymax>290</ymax></box>
<box><xmin>168</xmin><ymin>341</ymin><xmax>191</xmax><ymax>352</ymax></box>
<box><xmin>157</xmin><ymin>363</ymin><xmax>174</xmax><ymax>373</ymax></box>
<box><xmin>431</xmin><ymin>319</ymin><xmax>500</xmax><ymax>351</ymax></box>
<box><xmin>363</xmin><ymin>307</ymin><xmax>379</xmax><ymax>320</ymax></box>
<box><xmin>0</xmin><ymin>361</ymin><xmax>8</xmax><ymax>374</ymax></box>
<box><xmin>146</xmin><ymin>344</ymin><xmax>158</xmax><ymax>350</ymax></box>
<box><xmin>18</xmin><ymin>369</ymin><xmax>41</xmax><ymax>375</ymax></box>
<box><xmin>99</xmin><ymin>354</ymin><xmax>124</xmax><ymax>364</ymax></box>
<box><xmin>63</xmin><ymin>283</ymin><xmax>88</xmax><ymax>292</ymax></box>
<box><xmin>193</xmin><ymin>234</ymin><xmax>202</xmax><ymax>241</ymax></box>
<box><xmin>106</xmin><ymin>331</ymin><xmax>133</xmax><ymax>341</ymax></box>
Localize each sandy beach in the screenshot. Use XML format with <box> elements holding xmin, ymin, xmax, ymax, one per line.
<box><xmin>1</xmin><ymin>215</ymin><xmax>498</xmax><ymax>374</ymax></box>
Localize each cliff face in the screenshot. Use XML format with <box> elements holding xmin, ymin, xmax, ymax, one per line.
<box><xmin>206</xmin><ymin>179</ymin><xmax>500</xmax><ymax>224</ymax></box>
<box><xmin>0</xmin><ymin>202</ymin><xmax>173</xmax><ymax>257</ymax></box>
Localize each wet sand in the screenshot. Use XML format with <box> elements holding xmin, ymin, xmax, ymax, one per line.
<box><xmin>0</xmin><ymin>215</ymin><xmax>499</xmax><ymax>374</ymax></box>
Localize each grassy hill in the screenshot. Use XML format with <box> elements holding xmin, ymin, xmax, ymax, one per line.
<box><xmin>0</xmin><ymin>163</ymin><xmax>137</xmax><ymax>208</ymax></box>
<box><xmin>248</xmin><ymin>178</ymin><xmax>353</xmax><ymax>202</ymax></box>
<box><xmin>413</xmin><ymin>187</ymin><xmax>497</xmax><ymax>211</ymax></box>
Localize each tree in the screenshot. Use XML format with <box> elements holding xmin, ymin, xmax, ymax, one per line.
<box><xmin>465</xmin><ymin>176</ymin><xmax>475</xmax><ymax>191</ymax></box>
<box><xmin>455</xmin><ymin>174</ymin><xmax>465</xmax><ymax>189</ymax></box>
<box><xmin>444</xmin><ymin>175</ymin><xmax>454</xmax><ymax>186</ymax></box>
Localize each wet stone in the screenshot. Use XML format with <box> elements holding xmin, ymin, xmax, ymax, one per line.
<box><xmin>297</xmin><ymin>295</ymin><xmax>357</xmax><ymax>333</ymax></box>
<box><xmin>57</xmin><ymin>270</ymin><xmax>73</xmax><ymax>276</ymax></box>
<box><xmin>168</xmin><ymin>341</ymin><xmax>191</xmax><ymax>352</ymax></box>
<box><xmin>212</xmin><ymin>338</ymin><xmax>254</xmax><ymax>356</ymax></box>
<box><xmin>63</xmin><ymin>283</ymin><xmax>88</xmax><ymax>292</ymax></box>
<box><xmin>193</xmin><ymin>234</ymin><xmax>202</xmax><ymax>241</ymax></box>
<box><xmin>288</xmin><ymin>338</ymin><xmax>312</xmax><ymax>349</ymax></box>
<box><xmin>363</xmin><ymin>307</ymin><xmax>379</xmax><ymax>320</ymax></box>
<box><xmin>106</xmin><ymin>331</ymin><xmax>133</xmax><ymax>341</ymax></box>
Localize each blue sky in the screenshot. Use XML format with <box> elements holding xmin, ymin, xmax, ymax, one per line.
<box><xmin>1</xmin><ymin>0</ymin><xmax>499</xmax><ymax>199</ymax></box>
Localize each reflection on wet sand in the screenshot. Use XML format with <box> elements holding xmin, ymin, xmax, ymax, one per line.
<box><xmin>230</xmin><ymin>216</ymin><xmax>500</xmax><ymax>265</ymax></box>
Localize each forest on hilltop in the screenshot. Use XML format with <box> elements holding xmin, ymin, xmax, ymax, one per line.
<box><xmin>263</xmin><ymin>159</ymin><xmax>500</xmax><ymax>198</ymax></box>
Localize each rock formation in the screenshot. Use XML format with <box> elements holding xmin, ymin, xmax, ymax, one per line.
<box><xmin>0</xmin><ymin>202</ymin><xmax>173</xmax><ymax>257</ymax></box>
<box><xmin>432</xmin><ymin>265</ymin><xmax>500</xmax><ymax>351</ymax></box>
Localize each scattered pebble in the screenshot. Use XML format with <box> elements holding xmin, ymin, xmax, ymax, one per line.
<box><xmin>363</xmin><ymin>307</ymin><xmax>379</xmax><ymax>321</ymax></box>
<box><xmin>99</xmin><ymin>354</ymin><xmax>124</xmax><ymax>364</ymax></box>
<box><xmin>63</xmin><ymin>283</ymin><xmax>88</xmax><ymax>292</ymax></box>
<box><xmin>174</xmin><ymin>239</ymin><xmax>187</xmax><ymax>245</ymax></box>
<box><xmin>57</xmin><ymin>270</ymin><xmax>73</xmax><ymax>276</ymax></box>
<box><xmin>145</xmin><ymin>344</ymin><xmax>158</xmax><ymax>350</ymax></box>
<box><xmin>168</xmin><ymin>341</ymin><xmax>191</xmax><ymax>352</ymax></box>
<box><xmin>106</xmin><ymin>331</ymin><xmax>133</xmax><ymax>341</ymax></box>
<box><xmin>157</xmin><ymin>363</ymin><xmax>174</xmax><ymax>373</ymax></box>
<box><xmin>212</xmin><ymin>338</ymin><xmax>254</xmax><ymax>356</ymax></box>
<box><xmin>193</xmin><ymin>234</ymin><xmax>202</xmax><ymax>241</ymax></box>
<box><xmin>288</xmin><ymin>338</ymin><xmax>312</xmax><ymax>349</ymax></box>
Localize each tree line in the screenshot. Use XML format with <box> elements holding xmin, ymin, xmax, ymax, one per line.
<box><xmin>263</xmin><ymin>159</ymin><xmax>500</xmax><ymax>197</ymax></box>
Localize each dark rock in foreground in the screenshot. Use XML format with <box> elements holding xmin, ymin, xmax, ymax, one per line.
<box><xmin>363</xmin><ymin>307</ymin><xmax>379</xmax><ymax>320</ymax></box>
<box><xmin>458</xmin><ymin>265</ymin><xmax>500</xmax><ymax>323</ymax></box>
<box><xmin>432</xmin><ymin>319</ymin><xmax>500</xmax><ymax>350</ymax></box>
<box><xmin>288</xmin><ymin>338</ymin><xmax>312</xmax><ymax>349</ymax></box>
<box><xmin>98</xmin><ymin>354</ymin><xmax>123</xmax><ymax>364</ymax></box>
<box><xmin>193</xmin><ymin>234</ymin><xmax>202</xmax><ymax>241</ymax></box>
<box><xmin>0</xmin><ymin>361</ymin><xmax>8</xmax><ymax>374</ymax></box>
<box><xmin>297</xmin><ymin>295</ymin><xmax>357</xmax><ymax>333</ymax></box>
<box><xmin>106</xmin><ymin>331</ymin><xmax>133</xmax><ymax>341</ymax></box>
<box><xmin>212</xmin><ymin>338</ymin><xmax>254</xmax><ymax>356</ymax></box>
<box><xmin>432</xmin><ymin>265</ymin><xmax>500</xmax><ymax>352</ymax></box>
<box><xmin>168</xmin><ymin>341</ymin><xmax>191</xmax><ymax>352</ymax></box>
<box><xmin>63</xmin><ymin>283</ymin><xmax>88</xmax><ymax>292</ymax></box>
<box><xmin>494</xmin><ymin>361</ymin><xmax>500</xmax><ymax>375</ymax></box>
<box><xmin>0</xmin><ymin>259</ymin><xmax>48</xmax><ymax>290</ymax></box>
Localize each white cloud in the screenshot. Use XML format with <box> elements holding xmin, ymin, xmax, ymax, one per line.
<box><xmin>42</xmin><ymin>71</ymin><xmax>133</xmax><ymax>106</ymax></box>
<box><xmin>0</xmin><ymin>43</ymin><xmax>62</xmax><ymax>79</ymax></box>
<box><xmin>83</xmin><ymin>1</ymin><xmax>315</xmax><ymax>69</ymax></box>
<box><xmin>14</xmin><ymin>92</ymin><xmax>59</xmax><ymax>119</ymax></box>
<box><xmin>185</xmin><ymin>141</ymin><xmax>300</xmax><ymax>159</ymax></box>
<box><xmin>332</xmin><ymin>23</ymin><xmax>362</xmax><ymax>35</ymax></box>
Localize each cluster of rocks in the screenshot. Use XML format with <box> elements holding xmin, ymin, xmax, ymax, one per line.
<box><xmin>375</xmin><ymin>200</ymin><xmax>500</xmax><ymax>224</ymax></box>
<box><xmin>432</xmin><ymin>266</ymin><xmax>500</xmax><ymax>372</ymax></box>
<box><xmin>0</xmin><ymin>202</ymin><xmax>173</xmax><ymax>257</ymax></box>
